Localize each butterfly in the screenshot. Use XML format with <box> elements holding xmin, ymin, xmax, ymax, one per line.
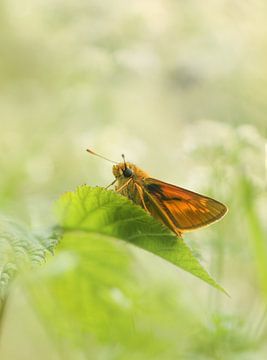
<box><xmin>87</xmin><ymin>149</ymin><xmax>228</xmax><ymax>237</ymax></box>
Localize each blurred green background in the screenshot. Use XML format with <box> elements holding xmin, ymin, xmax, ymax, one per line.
<box><xmin>0</xmin><ymin>0</ymin><xmax>266</xmax><ymax>359</ymax></box>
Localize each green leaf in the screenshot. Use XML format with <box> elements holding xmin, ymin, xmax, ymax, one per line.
<box><xmin>1</xmin><ymin>188</ymin><xmax>227</xmax><ymax>358</ymax></box>
<box><xmin>9</xmin><ymin>232</ymin><xmax>200</xmax><ymax>359</ymax></box>
<box><xmin>0</xmin><ymin>216</ymin><xmax>58</xmax><ymax>305</ymax></box>
<box><xmin>56</xmin><ymin>185</ymin><xmax>227</xmax><ymax>294</ymax></box>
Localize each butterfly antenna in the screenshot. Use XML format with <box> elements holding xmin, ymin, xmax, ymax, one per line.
<box><xmin>86</xmin><ymin>148</ymin><xmax>119</xmax><ymax>164</ymax></box>
<box><xmin>121</xmin><ymin>154</ymin><xmax>127</xmax><ymax>170</ymax></box>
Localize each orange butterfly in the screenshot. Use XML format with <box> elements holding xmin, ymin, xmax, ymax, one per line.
<box><xmin>87</xmin><ymin>149</ymin><xmax>228</xmax><ymax>237</ymax></box>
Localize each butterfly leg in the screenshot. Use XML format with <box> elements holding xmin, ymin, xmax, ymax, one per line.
<box><xmin>105</xmin><ymin>179</ymin><xmax>117</xmax><ymax>189</ymax></box>
<box><xmin>174</xmin><ymin>229</ymin><xmax>182</xmax><ymax>237</ymax></box>
<box><xmin>115</xmin><ymin>178</ymin><xmax>133</xmax><ymax>193</ymax></box>
<box><xmin>134</xmin><ymin>183</ymin><xmax>149</xmax><ymax>212</ymax></box>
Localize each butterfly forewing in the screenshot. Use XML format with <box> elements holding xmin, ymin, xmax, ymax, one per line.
<box><xmin>142</xmin><ymin>178</ymin><xmax>228</xmax><ymax>232</ymax></box>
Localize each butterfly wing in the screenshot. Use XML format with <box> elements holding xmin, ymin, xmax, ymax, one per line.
<box><xmin>141</xmin><ymin>178</ymin><xmax>227</xmax><ymax>234</ymax></box>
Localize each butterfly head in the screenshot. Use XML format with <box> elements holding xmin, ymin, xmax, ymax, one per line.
<box><xmin>113</xmin><ymin>156</ymin><xmax>135</xmax><ymax>179</ymax></box>
<box><xmin>113</xmin><ymin>154</ymin><xmax>137</xmax><ymax>178</ymax></box>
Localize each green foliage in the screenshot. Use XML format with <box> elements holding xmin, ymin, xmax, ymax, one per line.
<box><xmin>0</xmin><ymin>216</ymin><xmax>56</xmax><ymax>306</ymax></box>
<box><xmin>190</xmin><ymin>313</ymin><xmax>259</xmax><ymax>360</ymax></box>
<box><xmin>240</xmin><ymin>177</ymin><xmax>267</xmax><ymax>299</ymax></box>
<box><xmin>56</xmin><ymin>185</ymin><xmax>226</xmax><ymax>293</ymax></box>
<box><xmin>0</xmin><ymin>185</ymin><xmax>229</xmax><ymax>358</ymax></box>
<box><xmin>0</xmin><ymin>184</ymin><xmax>225</xmax><ymax>318</ymax></box>
<box><xmin>20</xmin><ymin>185</ymin><xmax>227</xmax><ymax>359</ymax></box>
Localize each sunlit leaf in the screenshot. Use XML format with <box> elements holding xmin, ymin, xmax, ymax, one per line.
<box><xmin>10</xmin><ymin>231</ymin><xmax>198</xmax><ymax>359</ymax></box>
<box><xmin>56</xmin><ymin>185</ymin><xmax>226</xmax><ymax>293</ymax></box>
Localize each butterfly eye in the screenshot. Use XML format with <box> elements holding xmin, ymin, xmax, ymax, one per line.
<box><xmin>123</xmin><ymin>168</ymin><xmax>133</xmax><ymax>177</ymax></box>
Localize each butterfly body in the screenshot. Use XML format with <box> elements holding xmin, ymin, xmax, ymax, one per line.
<box><xmin>112</xmin><ymin>162</ymin><xmax>148</xmax><ymax>206</ymax></box>
<box><xmin>112</xmin><ymin>162</ymin><xmax>227</xmax><ymax>237</ymax></box>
